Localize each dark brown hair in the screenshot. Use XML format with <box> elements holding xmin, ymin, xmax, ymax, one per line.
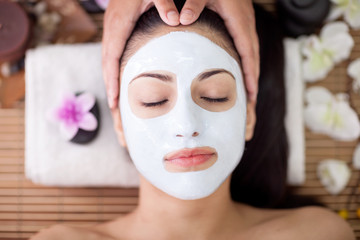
<box><xmin>231</xmin><ymin>5</ymin><xmax>288</xmax><ymax>207</ymax></box>
<box><xmin>122</xmin><ymin>1</ymin><xmax>306</xmax><ymax>208</ymax></box>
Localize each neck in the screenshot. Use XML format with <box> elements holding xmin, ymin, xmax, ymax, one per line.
<box><xmin>130</xmin><ymin>176</ymin><xmax>243</xmax><ymax>239</ymax></box>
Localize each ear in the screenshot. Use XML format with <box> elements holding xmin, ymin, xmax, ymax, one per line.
<box><xmin>111</xmin><ymin>108</ymin><xmax>127</xmax><ymax>147</ymax></box>
<box><xmin>245</xmin><ymin>101</ymin><xmax>256</xmax><ymax>141</ymax></box>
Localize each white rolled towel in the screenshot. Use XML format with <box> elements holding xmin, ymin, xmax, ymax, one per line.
<box><xmin>25</xmin><ymin>43</ymin><xmax>139</xmax><ymax>187</ymax></box>
<box><xmin>284</xmin><ymin>38</ymin><xmax>306</xmax><ymax>185</ymax></box>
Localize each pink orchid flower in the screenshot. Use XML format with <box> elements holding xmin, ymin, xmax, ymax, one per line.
<box><xmin>51</xmin><ymin>92</ymin><xmax>98</xmax><ymax>140</ymax></box>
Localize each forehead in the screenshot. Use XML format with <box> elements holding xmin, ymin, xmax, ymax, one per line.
<box><xmin>122</xmin><ymin>32</ymin><xmax>241</xmax><ymax>84</ymax></box>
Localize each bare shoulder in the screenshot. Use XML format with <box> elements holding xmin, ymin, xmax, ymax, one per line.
<box><xmin>277</xmin><ymin>206</ymin><xmax>355</xmax><ymax>240</ymax></box>
<box><xmin>92</xmin><ymin>216</ymin><xmax>133</xmax><ymax>239</ymax></box>
<box><xmin>29</xmin><ymin>224</ymin><xmax>116</xmax><ymax>240</ymax></box>
<box><xmin>240</xmin><ymin>205</ymin><xmax>355</xmax><ymax>240</ymax></box>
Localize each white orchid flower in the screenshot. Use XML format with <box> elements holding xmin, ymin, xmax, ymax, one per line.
<box><xmin>302</xmin><ymin>22</ymin><xmax>354</xmax><ymax>82</ymax></box>
<box><xmin>317</xmin><ymin>159</ymin><xmax>351</xmax><ymax>195</ymax></box>
<box><xmin>347</xmin><ymin>58</ymin><xmax>360</xmax><ymax>94</ymax></box>
<box><xmin>302</xmin><ymin>36</ymin><xmax>334</xmax><ymax>81</ymax></box>
<box><xmin>305</xmin><ymin>86</ymin><xmax>360</xmax><ymax>141</ymax></box>
<box><xmin>353</xmin><ymin>143</ymin><xmax>360</xmax><ymax>169</ymax></box>
<box><xmin>328</xmin><ymin>0</ymin><xmax>360</xmax><ymax>29</ymax></box>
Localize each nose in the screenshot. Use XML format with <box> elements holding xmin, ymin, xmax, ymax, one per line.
<box><xmin>172</xmin><ymin>100</ymin><xmax>201</xmax><ymax>139</ymax></box>
<box><xmin>176</xmin><ymin>132</ymin><xmax>199</xmax><ymax>138</ymax></box>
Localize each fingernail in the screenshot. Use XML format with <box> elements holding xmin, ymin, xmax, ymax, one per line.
<box><xmin>167</xmin><ymin>11</ymin><xmax>179</xmax><ymax>24</ymax></box>
<box><xmin>180</xmin><ymin>9</ymin><xmax>194</xmax><ymax>24</ymax></box>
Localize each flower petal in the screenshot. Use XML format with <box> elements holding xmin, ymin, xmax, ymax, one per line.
<box><xmin>302</xmin><ymin>53</ymin><xmax>333</xmax><ymax>82</ymax></box>
<box><xmin>305</xmin><ymin>86</ymin><xmax>334</xmax><ymax>104</ymax></box>
<box><xmin>317</xmin><ymin>159</ymin><xmax>351</xmax><ymax>195</ymax></box>
<box><xmin>305</xmin><ymin>104</ymin><xmax>334</xmax><ymax>133</ymax></box>
<box><xmin>78</xmin><ymin>112</ymin><xmax>98</xmax><ymax>131</ymax></box>
<box><xmin>301</xmin><ymin>35</ymin><xmax>335</xmax><ymax>82</ymax></box>
<box><xmin>344</xmin><ymin>0</ymin><xmax>360</xmax><ymax>29</ymax></box>
<box><xmin>60</xmin><ymin>122</ymin><xmax>78</xmax><ymax>140</ymax></box>
<box><xmin>327</xmin><ymin>5</ymin><xmax>346</xmax><ymax>21</ymax></box>
<box><xmin>301</xmin><ymin>21</ymin><xmax>354</xmax><ymax>82</ymax></box>
<box><xmin>348</xmin><ymin>58</ymin><xmax>360</xmax><ymax>93</ymax></box>
<box><xmin>304</xmin><ymin>87</ymin><xmax>360</xmax><ymax>141</ymax></box>
<box><xmin>321</xmin><ymin>22</ymin><xmax>354</xmax><ymax>63</ymax></box>
<box><xmin>323</xmin><ymin>33</ymin><xmax>354</xmax><ymax>63</ymax></box>
<box><xmin>61</xmin><ymin>92</ymin><xmax>77</xmax><ymax>104</ymax></box>
<box><xmin>330</xmin><ymin>100</ymin><xmax>360</xmax><ymax>140</ymax></box>
<box><xmin>321</xmin><ymin>21</ymin><xmax>349</xmax><ymax>39</ymax></box>
<box><xmin>301</xmin><ymin>36</ymin><xmax>321</xmax><ymax>58</ymax></box>
<box><xmin>76</xmin><ymin>92</ymin><xmax>96</xmax><ymax>113</ymax></box>
<box><xmin>347</xmin><ymin>58</ymin><xmax>360</xmax><ymax>79</ymax></box>
<box><xmin>330</xmin><ymin>0</ymin><xmax>348</xmax><ymax>4</ymax></box>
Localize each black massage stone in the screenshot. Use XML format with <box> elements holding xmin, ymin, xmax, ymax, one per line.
<box><xmin>277</xmin><ymin>0</ymin><xmax>331</xmax><ymax>37</ymax></box>
<box><xmin>78</xmin><ymin>0</ymin><xmax>104</xmax><ymax>13</ymax></box>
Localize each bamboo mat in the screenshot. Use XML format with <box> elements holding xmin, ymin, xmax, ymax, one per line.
<box><xmin>1</xmin><ymin>0</ymin><xmax>360</xmax><ymax>239</ymax></box>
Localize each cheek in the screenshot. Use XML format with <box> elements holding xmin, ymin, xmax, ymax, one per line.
<box><xmin>208</xmin><ymin>107</ymin><xmax>246</xmax><ymax>147</ymax></box>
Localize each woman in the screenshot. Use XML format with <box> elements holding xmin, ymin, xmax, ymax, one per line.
<box><xmin>31</xmin><ymin>2</ymin><xmax>355</xmax><ymax>239</ymax></box>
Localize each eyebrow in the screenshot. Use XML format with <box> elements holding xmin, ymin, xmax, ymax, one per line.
<box><xmin>130</xmin><ymin>73</ymin><xmax>172</xmax><ymax>84</ymax></box>
<box><xmin>198</xmin><ymin>69</ymin><xmax>235</xmax><ymax>81</ymax></box>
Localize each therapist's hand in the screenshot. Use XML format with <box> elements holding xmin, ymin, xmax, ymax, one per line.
<box><xmin>102</xmin><ymin>0</ymin><xmax>259</xmax><ymax>109</ymax></box>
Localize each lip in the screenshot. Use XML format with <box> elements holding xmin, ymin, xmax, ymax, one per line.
<box><xmin>164</xmin><ymin>147</ymin><xmax>217</xmax><ymax>172</ymax></box>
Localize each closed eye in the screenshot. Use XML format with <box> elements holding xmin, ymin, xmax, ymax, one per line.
<box><xmin>142</xmin><ymin>99</ymin><xmax>168</xmax><ymax>107</ymax></box>
<box><xmin>201</xmin><ymin>97</ymin><xmax>229</xmax><ymax>103</ymax></box>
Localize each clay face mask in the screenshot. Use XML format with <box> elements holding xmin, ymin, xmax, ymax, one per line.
<box><xmin>120</xmin><ymin>32</ymin><xmax>246</xmax><ymax>200</ymax></box>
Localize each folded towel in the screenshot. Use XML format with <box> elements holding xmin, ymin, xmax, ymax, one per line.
<box><xmin>25</xmin><ymin>43</ymin><xmax>140</xmax><ymax>187</ymax></box>
<box><xmin>284</xmin><ymin>38</ymin><xmax>305</xmax><ymax>185</ymax></box>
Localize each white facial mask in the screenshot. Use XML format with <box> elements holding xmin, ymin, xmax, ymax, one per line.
<box><xmin>120</xmin><ymin>32</ymin><xmax>246</xmax><ymax>200</ymax></box>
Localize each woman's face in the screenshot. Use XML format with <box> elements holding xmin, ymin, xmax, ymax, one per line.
<box><xmin>118</xmin><ymin>30</ymin><xmax>249</xmax><ymax>200</ymax></box>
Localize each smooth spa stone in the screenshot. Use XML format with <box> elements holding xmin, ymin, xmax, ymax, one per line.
<box><xmin>70</xmin><ymin>92</ymin><xmax>101</xmax><ymax>144</ymax></box>
<box><xmin>94</xmin><ymin>0</ymin><xmax>109</xmax><ymax>10</ymax></box>
<box><xmin>78</xmin><ymin>0</ymin><xmax>104</xmax><ymax>13</ymax></box>
<box><xmin>277</xmin><ymin>0</ymin><xmax>331</xmax><ymax>37</ymax></box>
<box><xmin>0</xmin><ymin>0</ymin><xmax>31</xmax><ymax>62</ymax></box>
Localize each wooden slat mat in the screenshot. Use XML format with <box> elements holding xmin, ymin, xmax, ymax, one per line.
<box><xmin>1</xmin><ymin>1</ymin><xmax>360</xmax><ymax>239</ymax></box>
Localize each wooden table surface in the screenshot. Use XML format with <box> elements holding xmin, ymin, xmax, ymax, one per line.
<box><xmin>0</xmin><ymin>0</ymin><xmax>359</xmax><ymax>239</ymax></box>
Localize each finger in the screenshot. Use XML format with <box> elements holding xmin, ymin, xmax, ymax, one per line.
<box><xmin>102</xmin><ymin>52</ymin><xmax>120</xmax><ymax>109</ymax></box>
<box><xmin>246</xmin><ymin>50</ymin><xmax>259</xmax><ymax>103</ymax></box>
<box><xmin>247</xmin><ymin>17</ymin><xmax>260</xmax><ymax>102</ymax></box>
<box><xmin>180</xmin><ymin>0</ymin><xmax>206</xmax><ymax>25</ymax></box>
<box><xmin>209</xmin><ymin>1</ymin><xmax>259</xmax><ymax>103</ymax></box>
<box><xmin>102</xmin><ymin>0</ymin><xmax>143</xmax><ymax>109</ymax></box>
<box><xmin>250</xmin><ymin>29</ymin><xmax>260</xmax><ymax>102</ymax></box>
<box><xmin>153</xmin><ymin>0</ymin><xmax>180</xmax><ymax>26</ymax></box>
<box><xmin>243</xmin><ymin>24</ymin><xmax>259</xmax><ymax>103</ymax></box>
<box><xmin>110</xmin><ymin>108</ymin><xmax>122</xmax><ymax>131</ymax></box>
<box><xmin>235</xmin><ymin>28</ymin><xmax>258</xmax><ymax>103</ymax></box>
<box><xmin>111</xmin><ymin>108</ymin><xmax>126</xmax><ymax>147</ymax></box>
